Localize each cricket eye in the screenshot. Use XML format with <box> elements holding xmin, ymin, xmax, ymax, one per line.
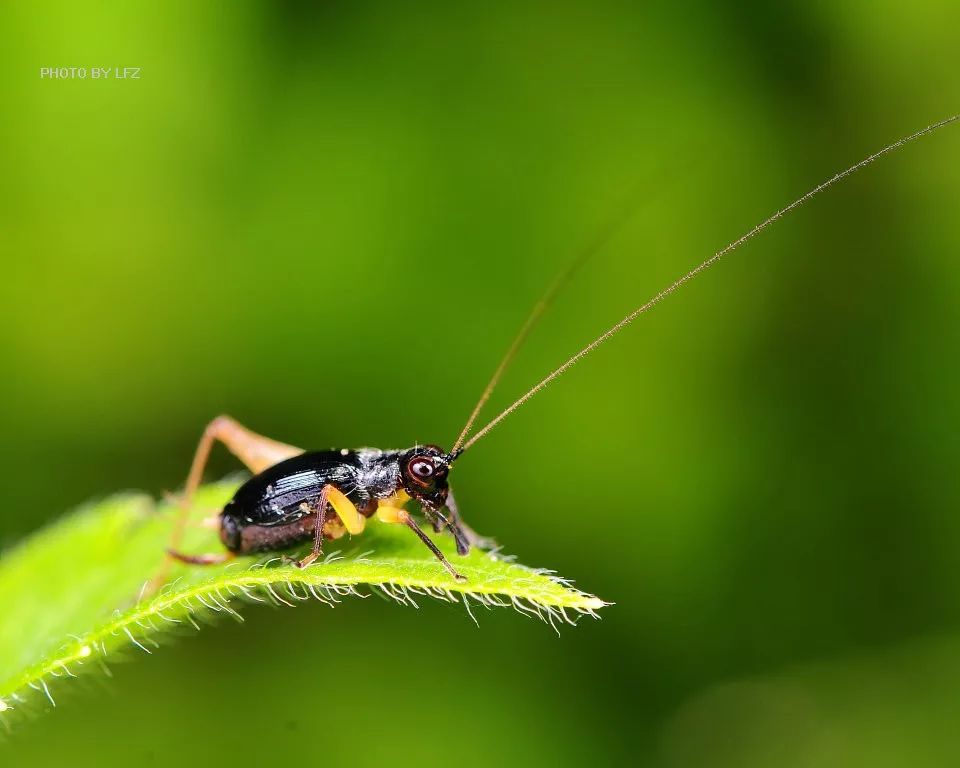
<box><xmin>409</xmin><ymin>458</ymin><xmax>435</xmax><ymax>484</ymax></box>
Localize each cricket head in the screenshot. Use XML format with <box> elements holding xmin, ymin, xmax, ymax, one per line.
<box><xmin>398</xmin><ymin>444</ymin><xmax>452</xmax><ymax>511</ymax></box>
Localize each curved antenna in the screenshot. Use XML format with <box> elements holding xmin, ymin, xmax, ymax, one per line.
<box><xmin>449</xmin><ymin>185</ymin><xmax>647</xmax><ymax>455</ymax></box>
<box><xmin>455</xmin><ymin>114</ymin><xmax>960</xmax><ymax>456</ymax></box>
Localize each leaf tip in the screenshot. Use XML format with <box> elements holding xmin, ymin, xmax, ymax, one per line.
<box><xmin>582</xmin><ymin>596</ymin><xmax>609</xmax><ymax>610</ymax></box>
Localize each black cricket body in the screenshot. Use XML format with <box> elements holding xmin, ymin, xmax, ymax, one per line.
<box><xmin>165</xmin><ymin>115</ymin><xmax>959</xmax><ymax>585</ymax></box>
<box><xmin>220</xmin><ymin>446</ymin><xmax>464</xmax><ymax>556</ymax></box>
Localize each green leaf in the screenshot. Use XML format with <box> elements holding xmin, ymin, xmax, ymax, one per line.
<box><xmin>0</xmin><ymin>482</ymin><xmax>606</xmax><ymax>725</ymax></box>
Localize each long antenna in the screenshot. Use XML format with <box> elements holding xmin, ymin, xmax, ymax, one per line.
<box><xmin>449</xmin><ymin>184</ymin><xmax>649</xmax><ymax>454</ymax></box>
<box><xmin>455</xmin><ymin>114</ymin><xmax>960</xmax><ymax>456</ymax></box>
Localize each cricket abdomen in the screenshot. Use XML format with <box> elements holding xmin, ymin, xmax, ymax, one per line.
<box><xmin>221</xmin><ymin>511</ymin><xmax>316</xmax><ymax>554</ymax></box>
<box><xmin>218</xmin><ymin>449</ymin><xmax>384</xmax><ymax>554</ymax></box>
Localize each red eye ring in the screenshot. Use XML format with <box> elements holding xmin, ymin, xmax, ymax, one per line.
<box><xmin>408</xmin><ymin>457</ymin><xmax>435</xmax><ymax>487</ymax></box>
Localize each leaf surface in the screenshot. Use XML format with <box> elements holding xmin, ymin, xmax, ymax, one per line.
<box><xmin>0</xmin><ymin>483</ymin><xmax>605</xmax><ymax>725</ymax></box>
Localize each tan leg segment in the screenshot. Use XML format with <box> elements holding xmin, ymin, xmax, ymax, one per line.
<box><xmin>183</xmin><ymin>415</ymin><xmax>303</xmax><ymax>504</ymax></box>
<box><xmin>168</xmin><ymin>550</ymin><xmax>236</xmax><ymax>566</ymax></box>
<box><xmin>161</xmin><ymin>416</ymin><xmax>304</xmax><ymax>586</ymax></box>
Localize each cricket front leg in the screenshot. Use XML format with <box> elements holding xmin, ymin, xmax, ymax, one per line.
<box><xmin>377</xmin><ymin>505</ymin><xmax>466</xmax><ymax>582</ymax></box>
<box><xmin>444</xmin><ymin>487</ymin><xmax>497</xmax><ymax>553</ymax></box>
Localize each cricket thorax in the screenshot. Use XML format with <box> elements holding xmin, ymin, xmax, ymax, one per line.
<box><xmin>353</xmin><ymin>448</ymin><xmax>405</xmax><ymax>500</ymax></box>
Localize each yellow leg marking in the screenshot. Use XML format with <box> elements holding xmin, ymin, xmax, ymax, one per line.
<box><xmin>379</xmin><ymin>489</ymin><xmax>411</xmax><ymax>508</ymax></box>
<box><xmin>376</xmin><ymin>505</ymin><xmax>409</xmax><ymax>524</ymax></box>
<box><xmin>327</xmin><ymin>486</ymin><xmax>365</xmax><ymax>535</ymax></box>
<box><xmin>375</xmin><ymin>491</ymin><xmax>410</xmax><ymax>525</ymax></box>
<box><xmin>323</xmin><ymin>517</ymin><xmax>347</xmax><ymax>540</ymax></box>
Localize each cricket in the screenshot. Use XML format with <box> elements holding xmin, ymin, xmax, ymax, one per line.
<box><xmin>165</xmin><ymin>114</ymin><xmax>959</xmax><ymax>585</ymax></box>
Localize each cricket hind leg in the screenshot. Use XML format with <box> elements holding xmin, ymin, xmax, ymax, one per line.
<box><xmin>159</xmin><ymin>416</ymin><xmax>304</xmax><ymax>586</ymax></box>
<box><xmin>168</xmin><ymin>550</ymin><xmax>235</xmax><ymax>566</ymax></box>
<box><xmin>181</xmin><ymin>415</ymin><xmax>303</xmax><ymax>507</ymax></box>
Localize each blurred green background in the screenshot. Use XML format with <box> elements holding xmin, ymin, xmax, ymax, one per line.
<box><xmin>2</xmin><ymin>1</ymin><xmax>959</xmax><ymax>765</ymax></box>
